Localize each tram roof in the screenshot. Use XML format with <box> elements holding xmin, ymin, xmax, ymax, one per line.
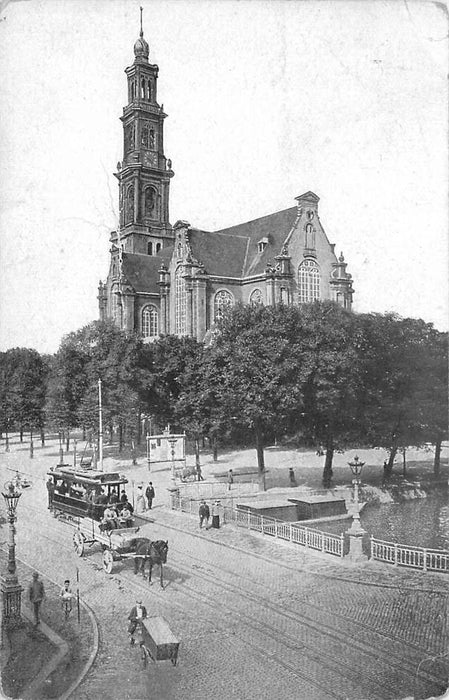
<box><xmin>48</xmin><ymin>465</ymin><xmax>128</xmax><ymax>486</ymax></box>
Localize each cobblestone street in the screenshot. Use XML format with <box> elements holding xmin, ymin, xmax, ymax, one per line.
<box><xmin>1</xmin><ymin>439</ymin><xmax>448</xmax><ymax>699</ymax></box>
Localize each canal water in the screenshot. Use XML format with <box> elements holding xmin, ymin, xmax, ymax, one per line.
<box><xmin>322</xmin><ymin>490</ymin><xmax>449</xmax><ymax>551</ymax></box>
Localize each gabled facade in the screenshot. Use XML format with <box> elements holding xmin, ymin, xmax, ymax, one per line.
<box><xmin>99</xmin><ymin>23</ymin><xmax>354</xmax><ymax>342</ymax></box>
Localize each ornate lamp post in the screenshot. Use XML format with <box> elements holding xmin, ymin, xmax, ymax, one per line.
<box><xmin>1</xmin><ymin>480</ymin><xmax>23</xmax><ymax>628</ymax></box>
<box><xmin>347</xmin><ymin>455</ymin><xmax>367</xmax><ymax>561</ymax></box>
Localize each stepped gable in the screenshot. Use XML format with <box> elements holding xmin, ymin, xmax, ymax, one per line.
<box><xmin>121</xmin><ymin>248</ymin><xmax>173</xmax><ymax>293</ymax></box>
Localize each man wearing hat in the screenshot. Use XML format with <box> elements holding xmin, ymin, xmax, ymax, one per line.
<box><xmin>128</xmin><ymin>599</ymin><xmax>147</xmax><ymax>645</ymax></box>
<box><xmin>29</xmin><ymin>572</ymin><xmax>45</xmax><ymax>626</ymax></box>
<box><xmin>199</xmin><ymin>500</ymin><xmax>210</xmax><ymax>529</ymax></box>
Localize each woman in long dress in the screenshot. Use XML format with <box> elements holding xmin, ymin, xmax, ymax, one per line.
<box><xmin>136</xmin><ymin>485</ymin><xmax>146</xmax><ymax>514</ymax></box>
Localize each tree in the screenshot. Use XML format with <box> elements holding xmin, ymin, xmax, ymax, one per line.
<box><xmin>143</xmin><ymin>335</ymin><xmax>204</xmax><ymax>431</ymax></box>
<box><xmin>413</xmin><ymin>329</ymin><xmax>448</xmax><ymax>476</ymax></box>
<box><xmin>46</xmin><ymin>343</ymin><xmax>89</xmax><ymax>450</ymax></box>
<box><xmin>0</xmin><ymin>348</ymin><xmax>49</xmax><ymax>441</ymax></box>
<box><xmin>54</xmin><ymin>320</ymin><xmax>144</xmax><ymax>452</ymax></box>
<box><xmin>360</xmin><ymin>314</ymin><xmax>444</xmax><ymax>477</ymax></box>
<box><xmin>293</xmin><ymin>303</ymin><xmax>368</xmax><ymax>486</ymax></box>
<box><xmin>207</xmin><ymin>304</ymin><xmax>308</xmax><ymax>490</ymax></box>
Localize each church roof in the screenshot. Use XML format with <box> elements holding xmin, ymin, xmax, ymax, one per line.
<box><xmin>122</xmin><ymin>249</ymin><xmax>173</xmax><ymax>294</ymax></box>
<box><xmin>188</xmin><ymin>229</ymin><xmax>250</xmax><ymax>277</ymax></box>
<box><xmin>190</xmin><ymin>206</ymin><xmax>298</xmax><ymax>278</ymax></box>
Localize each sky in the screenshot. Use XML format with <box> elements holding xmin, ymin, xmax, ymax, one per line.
<box><xmin>0</xmin><ymin>0</ymin><xmax>447</xmax><ymax>354</ymax></box>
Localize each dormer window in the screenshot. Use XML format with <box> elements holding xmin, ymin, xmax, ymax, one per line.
<box><xmin>258</xmin><ymin>237</ymin><xmax>269</xmax><ymax>253</ymax></box>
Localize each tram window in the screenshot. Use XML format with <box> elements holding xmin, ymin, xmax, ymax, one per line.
<box><xmin>57</xmin><ymin>480</ymin><xmax>68</xmax><ymax>494</ymax></box>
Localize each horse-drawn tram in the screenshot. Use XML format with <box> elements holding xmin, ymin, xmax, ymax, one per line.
<box><xmin>47</xmin><ymin>465</ymin><xmax>168</xmax><ymax>580</ymax></box>
<box><xmin>48</xmin><ymin>466</ymin><xmax>139</xmax><ymax>573</ymax></box>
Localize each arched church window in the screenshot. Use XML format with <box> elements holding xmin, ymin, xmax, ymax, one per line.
<box><xmin>156</xmin><ymin>242</ymin><xmax>161</xmax><ymax>253</ymax></box>
<box><xmin>141</xmin><ymin>78</ymin><xmax>145</xmax><ymax>99</ymax></box>
<box><xmin>144</xmin><ymin>187</ymin><xmax>156</xmax><ymax>216</ymax></box>
<box><xmin>149</xmin><ymin>129</ymin><xmax>155</xmax><ymax>149</ymax></box>
<box><xmin>147</xmin><ymin>241</ymin><xmax>153</xmax><ymax>256</ymax></box>
<box><xmin>298</xmin><ymin>260</ymin><xmax>321</xmax><ymax>303</ymax></box>
<box><xmin>177</xmin><ymin>242</ymin><xmax>182</xmax><ymax>259</ymax></box>
<box><xmin>214</xmin><ymin>290</ymin><xmax>234</xmax><ymax>321</ymax></box>
<box><xmin>125</xmin><ymin>186</ymin><xmax>134</xmax><ymax>224</ymax></box>
<box><xmin>305</xmin><ymin>223</ymin><xmax>315</xmax><ymax>249</ymax></box>
<box><xmin>142</xmin><ymin>305</ymin><xmax>158</xmax><ymax>338</ymax></box>
<box><xmin>249</xmin><ymin>289</ymin><xmax>263</xmax><ymax>305</ymax></box>
<box><xmin>147</xmin><ymin>80</ymin><xmax>152</xmax><ymax>101</ymax></box>
<box><xmin>175</xmin><ymin>268</ymin><xmax>186</xmax><ymax>335</ymax></box>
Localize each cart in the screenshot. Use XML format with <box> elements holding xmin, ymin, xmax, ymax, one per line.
<box><xmin>139</xmin><ymin>616</ymin><xmax>180</xmax><ymax>667</ymax></box>
<box><xmin>73</xmin><ymin>519</ymin><xmax>142</xmax><ymax>573</ymax></box>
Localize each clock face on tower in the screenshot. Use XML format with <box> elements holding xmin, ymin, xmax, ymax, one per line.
<box><xmin>143</xmin><ymin>152</ymin><xmax>158</xmax><ymax>167</ymax></box>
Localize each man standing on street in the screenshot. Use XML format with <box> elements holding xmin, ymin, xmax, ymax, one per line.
<box><xmin>46</xmin><ymin>477</ymin><xmax>54</xmax><ymax>509</ymax></box>
<box><xmin>199</xmin><ymin>500</ymin><xmax>210</xmax><ymax>529</ymax></box>
<box><xmin>145</xmin><ymin>482</ymin><xmax>155</xmax><ymax>510</ymax></box>
<box><xmin>29</xmin><ymin>572</ymin><xmax>45</xmax><ymax>626</ymax></box>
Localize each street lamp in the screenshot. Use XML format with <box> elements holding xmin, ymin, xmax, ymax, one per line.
<box><xmin>1</xmin><ymin>480</ymin><xmax>23</xmax><ymax>629</ymax></box>
<box><xmin>347</xmin><ymin>455</ymin><xmax>367</xmax><ymax>561</ymax></box>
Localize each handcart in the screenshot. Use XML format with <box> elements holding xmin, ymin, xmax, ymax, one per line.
<box><xmin>139</xmin><ymin>616</ymin><xmax>180</xmax><ymax>667</ymax></box>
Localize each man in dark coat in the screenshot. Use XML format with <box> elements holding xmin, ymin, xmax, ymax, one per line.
<box><xmin>199</xmin><ymin>500</ymin><xmax>210</xmax><ymax>529</ymax></box>
<box><xmin>29</xmin><ymin>572</ymin><xmax>45</xmax><ymax>626</ymax></box>
<box><xmin>46</xmin><ymin>478</ymin><xmax>54</xmax><ymax>509</ymax></box>
<box><xmin>128</xmin><ymin>600</ymin><xmax>147</xmax><ymax>644</ymax></box>
<box><xmin>145</xmin><ymin>482</ymin><xmax>155</xmax><ymax>510</ymax></box>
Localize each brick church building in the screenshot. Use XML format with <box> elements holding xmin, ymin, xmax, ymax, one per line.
<box><xmin>98</xmin><ymin>22</ymin><xmax>354</xmax><ymax>342</ymax></box>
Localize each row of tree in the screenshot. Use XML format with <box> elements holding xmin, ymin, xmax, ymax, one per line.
<box><xmin>0</xmin><ymin>301</ymin><xmax>447</xmax><ymax>489</ymax></box>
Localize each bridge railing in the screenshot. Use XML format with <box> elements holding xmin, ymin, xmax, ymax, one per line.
<box><xmin>370</xmin><ymin>537</ymin><xmax>449</xmax><ymax>573</ymax></box>
<box><xmin>170</xmin><ymin>493</ymin><xmax>344</xmax><ymax>558</ymax></box>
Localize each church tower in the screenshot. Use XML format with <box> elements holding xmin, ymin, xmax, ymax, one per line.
<box><xmin>112</xmin><ymin>10</ymin><xmax>174</xmax><ymax>256</ymax></box>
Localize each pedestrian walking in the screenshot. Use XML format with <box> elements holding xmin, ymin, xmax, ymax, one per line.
<box><xmin>227</xmin><ymin>469</ymin><xmax>234</xmax><ymax>491</ymax></box>
<box><xmin>199</xmin><ymin>500</ymin><xmax>210</xmax><ymax>528</ymax></box>
<box><xmin>145</xmin><ymin>482</ymin><xmax>155</xmax><ymax>510</ymax></box>
<box><xmin>211</xmin><ymin>500</ymin><xmax>221</xmax><ymax>529</ymax></box>
<box><xmin>196</xmin><ymin>464</ymin><xmax>204</xmax><ymax>481</ymax></box>
<box><xmin>60</xmin><ymin>579</ymin><xmax>74</xmax><ymax>617</ymax></box>
<box><xmin>289</xmin><ymin>467</ymin><xmax>297</xmax><ymax>486</ymax></box>
<box><xmin>128</xmin><ymin>599</ymin><xmax>147</xmax><ymax>645</ymax></box>
<box><xmin>29</xmin><ymin>572</ymin><xmax>45</xmax><ymax>626</ymax></box>
<box><xmin>46</xmin><ymin>477</ymin><xmax>54</xmax><ymax>509</ymax></box>
<box><xmin>136</xmin><ymin>485</ymin><xmax>145</xmax><ymax>514</ymax></box>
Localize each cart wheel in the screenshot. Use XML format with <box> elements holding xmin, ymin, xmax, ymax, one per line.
<box><xmin>103</xmin><ymin>549</ymin><xmax>114</xmax><ymax>574</ymax></box>
<box><xmin>73</xmin><ymin>531</ymin><xmax>85</xmax><ymax>557</ymax></box>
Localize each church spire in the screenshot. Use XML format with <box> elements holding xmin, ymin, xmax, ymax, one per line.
<box><xmin>134</xmin><ymin>6</ymin><xmax>149</xmax><ymax>62</ymax></box>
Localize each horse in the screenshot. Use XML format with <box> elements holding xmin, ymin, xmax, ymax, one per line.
<box><xmin>129</xmin><ymin>538</ymin><xmax>168</xmax><ymax>588</ymax></box>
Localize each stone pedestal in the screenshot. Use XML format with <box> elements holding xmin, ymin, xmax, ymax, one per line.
<box><xmin>347</xmin><ymin>522</ymin><xmax>368</xmax><ymax>562</ymax></box>
<box><xmin>1</xmin><ymin>577</ymin><xmax>23</xmax><ymax>629</ymax></box>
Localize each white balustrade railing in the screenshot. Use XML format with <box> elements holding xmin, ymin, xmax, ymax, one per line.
<box><xmin>170</xmin><ymin>493</ymin><xmax>344</xmax><ymax>558</ymax></box>
<box><xmin>171</xmin><ymin>493</ymin><xmax>449</xmax><ymax>572</ymax></box>
<box><xmin>371</xmin><ymin>536</ymin><xmax>449</xmax><ymax>573</ymax></box>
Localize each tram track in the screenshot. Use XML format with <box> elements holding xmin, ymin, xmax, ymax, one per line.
<box><xmin>17</xmin><ymin>502</ymin><xmax>445</xmax><ymax>700</ymax></box>
<box><xmin>8</xmin><ymin>520</ymin><xmax>345</xmax><ymax>700</ymax></box>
